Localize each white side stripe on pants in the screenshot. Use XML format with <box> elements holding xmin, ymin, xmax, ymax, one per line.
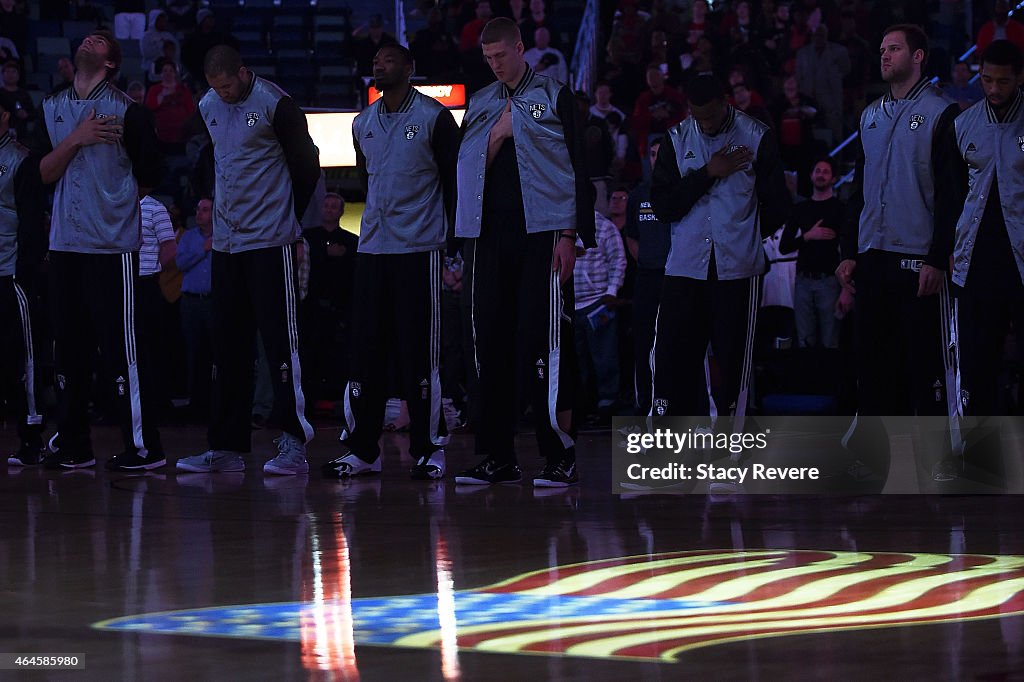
<box><xmin>281</xmin><ymin>244</ymin><xmax>314</xmax><ymax>443</ymax></box>
<box><xmin>939</xmin><ymin>279</ymin><xmax>964</xmax><ymax>455</ymax></box>
<box><xmin>121</xmin><ymin>253</ymin><xmax>146</xmax><ymax>452</ymax></box>
<box><xmin>429</xmin><ymin>250</ymin><xmax>449</xmax><ymax>447</ymax></box>
<box><xmin>548</xmin><ymin>235</ymin><xmax>573</xmax><ymax>449</ymax></box>
<box><xmin>733</xmin><ymin>276</ymin><xmax>760</xmax><ymax>433</ymax></box>
<box><xmin>12</xmin><ymin>280</ymin><xmax>41</xmax><ymax>425</ymax></box>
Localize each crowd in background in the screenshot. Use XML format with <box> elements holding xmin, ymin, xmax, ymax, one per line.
<box><xmin>1</xmin><ymin>0</ymin><xmax>1023</xmax><ymax>432</ymax></box>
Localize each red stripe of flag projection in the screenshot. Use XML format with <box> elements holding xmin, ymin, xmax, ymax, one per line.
<box><xmin>95</xmin><ymin>549</ymin><xmax>1024</xmax><ymax>663</ymax></box>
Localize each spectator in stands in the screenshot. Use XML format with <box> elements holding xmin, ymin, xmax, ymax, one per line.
<box><xmin>647</xmin><ymin>29</ymin><xmax>684</xmax><ymax>87</ymax></box>
<box><xmin>145</xmin><ymin>57</ymin><xmax>195</xmax><ymax>154</ymax></box>
<box><xmin>301</xmin><ymin>193</ymin><xmax>358</xmax><ymax>403</ymax></box>
<box><xmin>137</xmin><ymin>194</ymin><xmax>178</xmax><ymax>418</ymax></box>
<box><xmin>788</xmin><ymin>4</ymin><xmax>813</xmax><ymax>57</ymax></box>
<box><xmin>150</xmin><ymin>39</ymin><xmax>180</xmax><ymax>84</ymax></box>
<box><xmin>723</xmin><ymin>0</ymin><xmax>756</xmax><ymax>45</ymax></box>
<box><xmin>113</xmin><ymin>1</ymin><xmax>146</xmax><ymax>41</ymax></box>
<box><xmin>176</xmin><ymin>197</ymin><xmax>215</xmax><ymax>422</ymax></box>
<box><xmin>796</xmin><ymin>24</ymin><xmax>851</xmax><ymax>143</ymax></box>
<box><xmin>534</xmin><ymin>52</ymin><xmax>563</xmax><ymax>81</ymax></box>
<box><xmin>607</xmin><ymin>186</ymin><xmax>630</xmax><ymax>245</ymax></box>
<box><xmin>942</xmin><ymin>61</ymin><xmax>985</xmax><ymax>111</ymax></box>
<box><xmin>624</xmin><ymin>141</ymin><xmax>670</xmax><ymax>414</ymax></box>
<box><xmin>680</xmin><ymin>35</ymin><xmax>714</xmax><ymax>88</ymax></box>
<box><xmin>728</xmin><ymin>67</ymin><xmax>765</xmax><ymax>106</ymax></box>
<box><xmin>604</xmin><ymin>111</ymin><xmax>629</xmax><ymax>180</ymax></box>
<box><xmin>181</xmin><ymin>9</ymin><xmax>240</xmax><ymax>88</ymax></box>
<box><xmin>836</xmin><ymin>4</ymin><xmax>870</xmax><ymax>127</ymax></box>
<box><xmin>411</xmin><ymin>7</ymin><xmax>460</xmax><ymax>80</ymax></box>
<box><xmin>524</xmin><ymin>28</ymin><xmax>568</xmax><ymax>83</ymax></box>
<box><xmin>732</xmin><ymin>81</ymin><xmax>773</xmax><ymax>127</ymax></box>
<box><xmin>976</xmin><ymin>0</ymin><xmax>1024</xmax><ymax>53</ymax></box>
<box><xmin>50</xmin><ymin>57</ymin><xmax>76</xmax><ymax>95</ymax></box>
<box><xmin>126</xmin><ymin>80</ymin><xmax>145</xmax><ymax>104</ymax></box>
<box><xmin>574</xmin><ymin>211</ymin><xmax>627</xmax><ymax>419</ymax></box>
<box><xmin>590</xmin><ymin>81</ymin><xmax>626</xmax><ymax>121</ymax></box>
<box><xmin>772</xmin><ymin>75</ymin><xmax>821</xmax><ymax>191</ymax></box>
<box><xmin>684</xmin><ymin>0</ymin><xmax>711</xmax><ymax>50</ymax></box>
<box><xmin>779</xmin><ymin>158</ymin><xmax>848</xmax><ymax>348</ymax></box>
<box><xmin>607</xmin><ymin>0</ymin><xmax>648</xmax><ymax>69</ymax></box>
<box><xmin>762</xmin><ymin>1</ymin><xmax>792</xmax><ymax>71</ymax></box>
<box><xmin>632</xmin><ymin>64</ymin><xmax>687</xmax><ymax>157</ymax></box>
<box><xmin>460</xmin><ymin>1</ymin><xmax>494</xmax><ymax>53</ymax></box>
<box><xmin>351</xmin><ymin>15</ymin><xmax>398</xmax><ymax>76</ymax></box>
<box><xmin>165</xmin><ymin>0</ymin><xmax>196</xmax><ymax>30</ymax></box>
<box><xmin>141</xmin><ymin>10</ymin><xmax>180</xmax><ymax>85</ymax></box>
<box><xmin>520</xmin><ymin>0</ymin><xmax>554</xmax><ymax>50</ymax></box>
<box><xmin>0</xmin><ymin>0</ymin><xmax>28</xmax><ymax>58</ymax></box>
<box><xmin>0</xmin><ymin>37</ymin><xmax>18</xmax><ymax>62</ymax></box>
<box><xmin>606</xmin><ymin>0</ymin><xmax>649</xmax><ymax>105</ymax></box>
<box><xmin>649</xmin><ymin>0</ymin><xmax>685</xmax><ymax>37</ymax></box>
<box><xmin>577</xmin><ymin>91</ymin><xmax>615</xmax><ymax>215</ymax></box>
<box><xmin>506</xmin><ymin>0</ymin><xmax>527</xmax><ymax>26</ymax></box>
<box><xmin>0</xmin><ymin>61</ymin><xmax>35</xmax><ymax>146</ymax></box>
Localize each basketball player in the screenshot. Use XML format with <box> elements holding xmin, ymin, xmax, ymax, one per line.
<box><xmin>321</xmin><ymin>44</ymin><xmax>458</xmax><ymax>480</ymax></box>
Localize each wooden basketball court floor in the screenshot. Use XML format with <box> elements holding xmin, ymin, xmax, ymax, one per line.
<box><xmin>2</xmin><ymin>421</ymin><xmax>1023</xmax><ymax>680</ymax></box>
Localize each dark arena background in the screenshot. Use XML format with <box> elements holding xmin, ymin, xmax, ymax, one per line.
<box><xmin>2</xmin><ymin>0</ymin><xmax>1024</xmax><ymax>679</ymax></box>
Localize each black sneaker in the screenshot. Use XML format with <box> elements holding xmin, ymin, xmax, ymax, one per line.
<box><xmin>455</xmin><ymin>457</ymin><xmax>522</xmax><ymax>485</ymax></box>
<box><xmin>106</xmin><ymin>450</ymin><xmax>167</xmax><ymax>471</ymax></box>
<box><xmin>43</xmin><ymin>449</ymin><xmax>96</xmax><ymax>470</ymax></box>
<box><xmin>410</xmin><ymin>450</ymin><xmax>446</xmax><ymax>480</ymax></box>
<box><xmin>7</xmin><ymin>442</ymin><xmax>43</xmax><ymax>467</ymax></box>
<box><xmin>533</xmin><ymin>459</ymin><xmax>579</xmax><ymax>488</ymax></box>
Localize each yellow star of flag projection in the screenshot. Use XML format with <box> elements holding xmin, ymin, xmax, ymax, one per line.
<box><xmin>95</xmin><ymin>549</ymin><xmax>1024</xmax><ymax>662</ymax></box>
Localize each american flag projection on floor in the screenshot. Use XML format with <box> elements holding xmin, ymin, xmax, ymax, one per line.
<box><xmin>94</xmin><ymin>549</ymin><xmax>1024</xmax><ymax>661</ymax></box>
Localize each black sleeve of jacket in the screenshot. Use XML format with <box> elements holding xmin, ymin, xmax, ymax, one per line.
<box><xmin>927</xmin><ymin>103</ymin><xmax>963</xmax><ymax>270</ymax></box>
<box><xmin>36</xmin><ymin>113</ymin><xmax>54</xmax><ymax>155</ymax></box>
<box><xmin>273</xmin><ymin>96</ymin><xmax>321</xmax><ymax>223</ymax></box>
<box><xmin>754</xmin><ymin>128</ymin><xmax>791</xmax><ymax>238</ymax></box>
<box><xmin>123</xmin><ymin>103</ymin><xmax>163</xmax><ymax>191</ymax></box>
<box><xmin>556</xmin><ymin>85</ymin><xmax>596</xmax><ymax>248</ymax></box>
<box><xmin>13</xmin><ymin>156</ymin><xmax>46</xmax><ymax>289</ymax></box>
<box><xmin>431</xmin><ymin>107</ymin><xmax>460</xmax><ymax>233</ymax></box>
<box><xmin>840</xmin><ymin>132</ymin><xmax>864</xmax><ymax>262</ymax></box>
<box><xmin>191</xmin><ymin>113</ymin><xmax>215</xmax><ymax>198</ymax></box>
<box><xmin>650</xmin><ymin>132</ymin><xmax>715</xmax><ymax>223</ymax></box>
<box><xmin>778</xmin><ymin>207</ymin><xmax>802</xmax><ymax>255</ymax></box>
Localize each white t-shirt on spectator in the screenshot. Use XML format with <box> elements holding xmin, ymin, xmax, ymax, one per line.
<box><xmin>140</xmin><ymin>196</ymin><xmax>176</xmax><ymax>276</ymax></box>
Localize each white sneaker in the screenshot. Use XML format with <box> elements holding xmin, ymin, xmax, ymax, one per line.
<box><xmin>322</xmin><ymin>452</ymin><xmax>382</xmax><ymax>478</ymax></box>
<box><xmin>263</xmin><ymin>434</ymin><xmax>309</xmax><ymax>476</ymax></box>
<box><xmin>176</xmin><ymin>450</ymin><xmax>245</xmax><ymax>473</ymax></box>
<box><xmin>442</xmin><ymin>399</ymin><xmax>464</xmax><ymax>431</ymax></box>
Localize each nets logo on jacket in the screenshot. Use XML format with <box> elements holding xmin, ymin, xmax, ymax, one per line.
<box><xmin>529</xmin><ymin>103</ymin><xmax>547</xmax><ymax>120</ymax></box>
<box><xmin>246</xmin><ymin>112</ymin><xmax>260</xmax><ymax>127</ymax></box>
<box><xmin>909</xmin><ymin>114</ymin><xmax>925</xmax><ymax>130</ymax></box>
<box><xmin>1018</xmin><ymin>136</ymin><xmax>1024</xmax><ymax>152</ymax></box>
<box><xmin>405</xmin><ymin>124</ymin><xmax>421</xmax><ymax>140</ymax></box>
<box><xmin>0</xmin><ymin>164</ymin><xmax>7</xmax><ymax>177</ymax></box>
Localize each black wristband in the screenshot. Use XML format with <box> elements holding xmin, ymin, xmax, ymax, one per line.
<box><xmin>559</xmin><ymin>233</ymin><xmax>576</xmax><ymax>241</ymax></box>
